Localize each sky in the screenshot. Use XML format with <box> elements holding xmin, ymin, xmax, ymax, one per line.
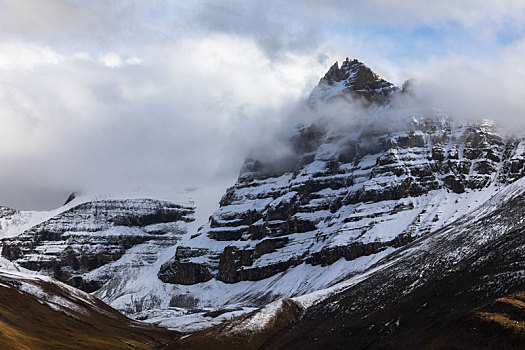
<box><xmin>1</xmin><ymin>0</ymin><xmax>525</xmax><ymax>210</ymax></box>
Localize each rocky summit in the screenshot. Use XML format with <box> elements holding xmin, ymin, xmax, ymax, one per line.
<box><xmin>308</xmin><ymin>58</ymin><xmax>399</xmax><ymax>104</ymax></box>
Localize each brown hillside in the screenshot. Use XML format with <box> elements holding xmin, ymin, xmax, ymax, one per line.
<box><xmin>0</xmin><ymin>275</ymin><xmax>180</xmax><ymax>350</ymax></box>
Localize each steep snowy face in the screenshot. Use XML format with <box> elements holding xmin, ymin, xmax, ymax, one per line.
<box><xmin>1</xmin><ymin>199</ymin><xmax>194</xmax><ymax>292</ymax></box>
<box><xmin>178</xmin><ymin>177</ymin><xmax>525</xmax><ymax>349</ymax></box>
<box><xmin>157</xmin><ymin>60</ymin><xmax>525</xmax><ymax>297</ymax></box>
<box><xmin>160</xmin><ymin>112</ymin><xmax>525</xmax><ymax>291</ymax></box>
<box><xmin>308</xmin><ymin>59</ymin><xmax>398</xmax><ymax>104</ymax></box>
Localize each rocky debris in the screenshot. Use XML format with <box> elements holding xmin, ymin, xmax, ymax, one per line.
<box><xmin>1</xmin><ymin>199</ymin><xmax>194</xmax><ymax>292</ymax></box>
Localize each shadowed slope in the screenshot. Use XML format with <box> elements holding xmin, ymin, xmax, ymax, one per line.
<box><xmin>0</xmin><ymin>272</ymin><xmax>180</xmax><ymax>350</ymax></box>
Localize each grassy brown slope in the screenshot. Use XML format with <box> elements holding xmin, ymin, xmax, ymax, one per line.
<box><xmin>425</xmin><ymin>291</ymin><xmax>525</xmax><ymax>350</ymax></box>
<box><xmin>0</xmin><ymin>282</ymin><xmax>180</xmax><ymax>349</ymax></box>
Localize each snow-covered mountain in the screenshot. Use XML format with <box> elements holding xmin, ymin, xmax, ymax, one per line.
<box><xmin>308</xmin><ymin>58</ymin><xmax>399</xmax><ymax>104</ymax></box>
<box><xmin>146</xmin><ymin>59</ymin><xmax>525</xmax><ymax>326</ymax></box>
<box><xmin>1</xmin><ymin>59</ymin><xmax>524</xmax><ymax>343</ymax></box>
<box><xmin>180</xmin><ymin>175</ymin><xmax>525</xmax><ymax>349</ymax></box>
<box><xmin>1</xmin><ymin>195</ymin><xmax>194</xmax><ymax>292</ymax></box>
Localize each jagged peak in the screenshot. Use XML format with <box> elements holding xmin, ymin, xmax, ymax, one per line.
<box><xmin>309</xmin><ymin>57</ymin><xmax>398</xmax><ymax>104</ymax></box>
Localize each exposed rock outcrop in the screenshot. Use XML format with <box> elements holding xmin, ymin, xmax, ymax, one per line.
<box><xmin>308</xmin><ymin>58</ymin><xmax>398</xmax><ymax>104</ymax></box>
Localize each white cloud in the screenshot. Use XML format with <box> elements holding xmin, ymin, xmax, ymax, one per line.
<box><xmin>403</xmin><ymin>40</ymin><xmax>525</xmax><ymax>124</ymax></box>
<box><xmin>0</xmin><ymin>34</ymin><xmax>326</xmax><ymax>209</ymax></box>
<box><xmin>126</xmin><ymin>57</ymin><xmax>142</xmax><ymax>65</ymax></box>
<box><xmin>99</xmin><ymin>52</ymin><xmax>123</xmax><ymax>68</ymax></box>
<box><xmin>0</xmin><ymin>42</ymin><xmax>64</xmax><ymax>70</ymax></box>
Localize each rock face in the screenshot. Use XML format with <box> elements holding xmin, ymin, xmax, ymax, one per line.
<box><xmin>160</xmin><ymin>61</ymin><xmax>525</xmax><ymax>289</ymax></box>
<box><xmin>308</xmin><ymin>58</ymin><xmax>398</xmax><ymax>104</ymax></box>
<box><xmin>178</xmin><ymin>176</ymin><xmax>525</xmax><ymax>350</ymax></box>
<box><xmin>158</xmin><ymin>261</ymin><xmax>213</xmax><ymax>285</ymax></box>
<box><xmin>1</xmin><ymin>199</ymin><xmax>194</xmax><ymax>292</ymax></box>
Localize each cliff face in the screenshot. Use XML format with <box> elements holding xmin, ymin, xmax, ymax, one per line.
<box><xmin>1</xmin><ymin>199</ymin><xmax>194</xmax><ymax>292</ymax></box>
<box><xmin>161</xmin><ymin>115</ymin><xmax>525</xmax><ymax>287</ymax></box>
<box><xmin>158</xmin><ymin>60</ymin><xmax>525</xmax><ymax>294</ymax></box>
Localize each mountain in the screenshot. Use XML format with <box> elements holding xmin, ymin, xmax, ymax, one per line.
<box><xmin>154</xmin><ymin>60</ymin><xmax>525</xmax><ymax>317</ymax></box>
<box><xmin>0</xmin><ymin>192</ymin><xmax>210</xmax><ymax>330</ymax></box>
<box><xmin>1</xmin><ymin>196</ymin><xmax>194</xmax><ymax>292</ymax></box>
<box><xmin>178</xmin><ymin>176</ymin><xmax>525</xmax><ymax>349</ymax></box>
<box><xmin>171</xmin><ymin>59</ymin><xmax>525</xmax><ymax>347</ymax></box>
<box><xmin>1</xmin><ymin>58</ymin><xmax>524</xmax><ymax>346</ymax></box>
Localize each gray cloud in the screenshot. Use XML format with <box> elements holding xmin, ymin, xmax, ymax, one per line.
<box><xmin>0</xmin><ymin>36</ymin><xmax>326</xmax><ymax>210</ymax></box>
<box><xmin>1</xmin><ymin>1</ymin><xmax>525</xmax><ymax>211</ymax></box>
<box><xmin>0</xmin><ymin>0</ymin><xmax>95</xmax><ymax>42</ymax></box>
<box><xmin>301</xmin><ymin>0</ymin><xmax>525</xmax><ymax>28</ymax></box>
<box><xmin>196</xmin><ymin>1</ymin><xmax>322</xmax><ymax>58</ymax></box>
